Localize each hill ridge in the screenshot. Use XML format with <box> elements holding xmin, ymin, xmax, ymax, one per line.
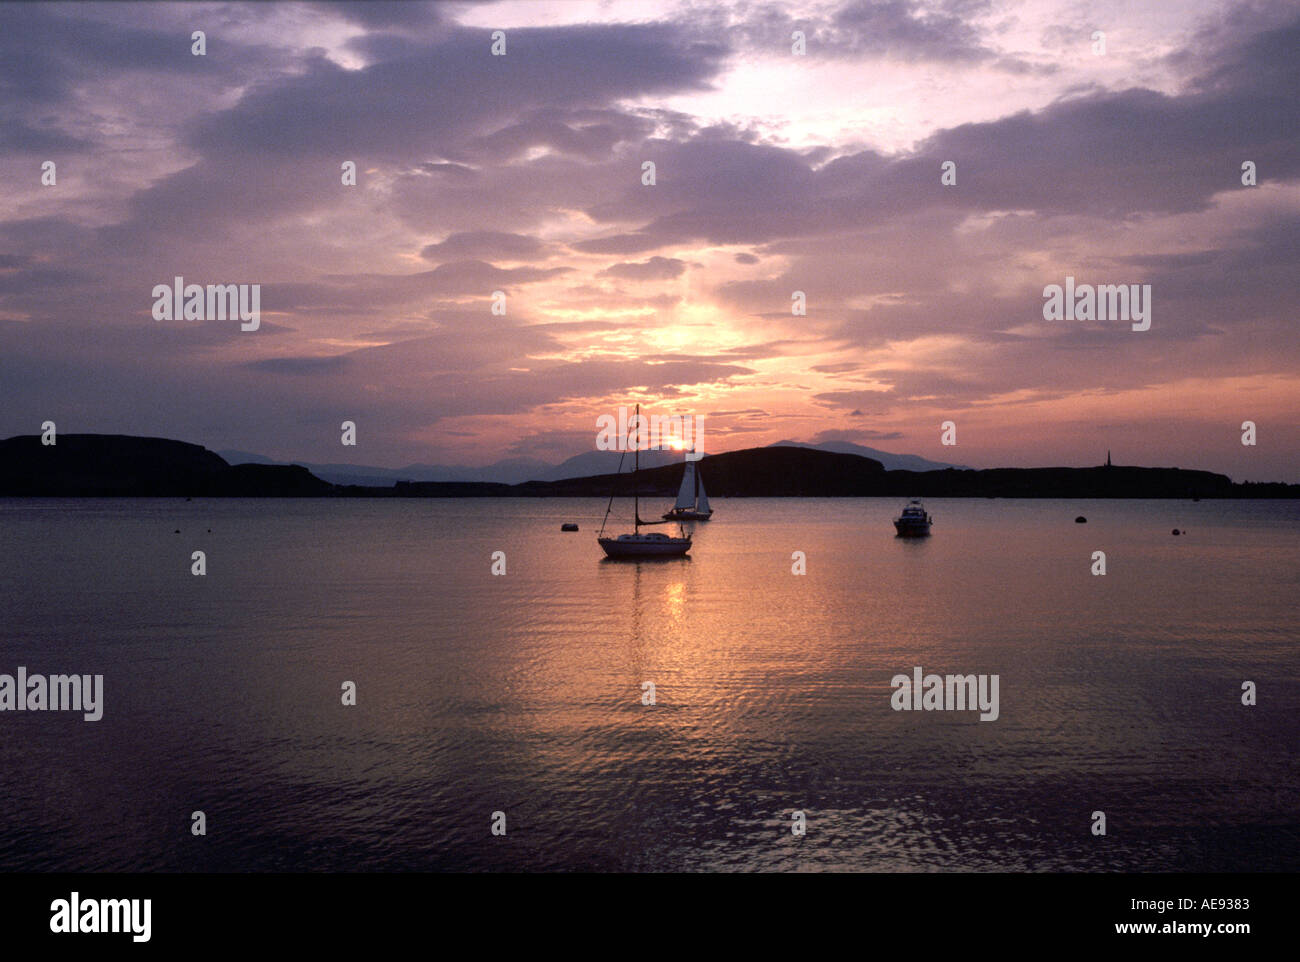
<box><xmin>3</xmin><ymin>433</ymin><xmax>1297</xmax><ymax>498</ymax></box>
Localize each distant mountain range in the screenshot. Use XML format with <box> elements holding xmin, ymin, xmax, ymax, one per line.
<box><xmin>4</xmin><ymin>433</ymin><xmax>1298</xmax><ymax>499</ymax></box>
<box><xmin>216</xmin><ymin>440</ymin><xmax>963</xmax><ymax>486</ymax></box>
<box><xmin>770</xmin><ymin>440</ymin><xmax>967</xmax><ymax>472</ymax></box>
<box><xmin>215</xmin><ymin>449</ymin><xmax>559</xmax><ymax>487</ymax></box>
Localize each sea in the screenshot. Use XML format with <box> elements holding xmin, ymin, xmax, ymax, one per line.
<box><xmin>0</xmin><ymin>497</ymin><xmax>1296</xmax><ymax>871</ymax></box>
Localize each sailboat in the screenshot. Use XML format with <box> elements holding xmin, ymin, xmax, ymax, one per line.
<box><xmin>598</xmin><ymin>404</ymin><xmax>692</xmax><ymax>559</ymax></box>
<box><xmin>662</xmin><ymin>451</ymin><xmax>713</xmax><ymax>521</ymax></box>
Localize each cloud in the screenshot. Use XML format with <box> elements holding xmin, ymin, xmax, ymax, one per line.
<box><xmin>829</xmin><ymin>0</ymin><xmax>997</xmax><ymax>62</ymax></box>
<box><xmin>0</xmin><ymin>1</ymin><xmax>1298</xmax><ymax>479</ymax></box>
<box><xmin>570</xmin><ymin>233</ymin><xmax>667</xmax><ymax>255</ymax></box>
<box><xmin>465</xmin><ymin>108</ymin><xmax>654</xmax><ymax>162</ymax></box>
<box><xmin>420</xmin><ymin>232</ymin><xmax>549</xmax><ymax>262</ymax></box>
<box><xmin>599</xmin><ymin>257</ymin><xmax>688</xmax><ymax>281</ymax></box>
<box><xmin>184</xmin><ymin>23</ymin><xmax>727</xmax><ymax>161</ymax></box>
<box><xmin>248</xmin><ymin>355</ymin><xmax>351</xmax><ymax>375</ymax></box>
<box><xmin>314</xmin><ymin>0</ymin><xmax>451</xmax><ymax>31</ymax></box>
<box><xmin>695</xmin><ymin>0</ymin><xmax>1001</xmax><ymax>64</ymax></box>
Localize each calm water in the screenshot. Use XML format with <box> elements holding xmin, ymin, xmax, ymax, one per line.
<box><xmin>0</xmin><ymin>497</ymin><xmax>1297</xmax><ymax>872</ymax></box>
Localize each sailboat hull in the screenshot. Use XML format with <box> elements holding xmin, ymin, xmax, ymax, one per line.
<box><xmin>662</xmin><ymin>508</ymin><xmax>712</xmax><ymax>520</ymax></box>
<box><xmin>598</xmin><ymin>534</ymin><xmax>692</xmax><ymax>558</ymax></box>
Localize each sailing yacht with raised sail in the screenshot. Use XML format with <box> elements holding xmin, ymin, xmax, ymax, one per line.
<box><xmin>598</xmin><ymin>404</ymin><xmax>692</xmax><ymax>558</ymax></box>
<box><xmin>662</xmin><ymin>452</ymin><xmax>713</xmax><ymax>521</ymax></box>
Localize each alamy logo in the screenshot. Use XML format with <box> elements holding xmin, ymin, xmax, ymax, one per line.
<box><xmin>0</xmin><ymin>668</ymin><xmax>103</xmax><ymax>721</ymax></box>
<box><xmin>890</xmin><ymin>666</ymin><xmax>999</xmax><ymax>721</ymax></box>
<box><xmin>1042</xmin><ymin>276</ymin><xmax>1151</xmax><ymax>331</ymax></box>
<box><xmin>151</xmin><ymin>276</ymin><xmax>261</xmax><ymax>330</ymax></box>
<box><xmin>596</xmin><ymin>407</ymin><xmax>705</xmax><ymax>460</ymax></box>
<box><xmin>50</xmin><ymin>892</ymin><xmax>151</xmax><ymax>942</ymax></box>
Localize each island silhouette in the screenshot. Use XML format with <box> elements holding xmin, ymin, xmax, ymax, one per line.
<box><xmin>1</xmin><ymin>433</ymin><xmax>1295</xmax><ymax>498</ymax></box>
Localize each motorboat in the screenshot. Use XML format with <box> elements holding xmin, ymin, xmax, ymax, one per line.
<box><xmin>893</xmin><ymin>499</ymin><xmax>933</xmax><ymax>536</ymax></box>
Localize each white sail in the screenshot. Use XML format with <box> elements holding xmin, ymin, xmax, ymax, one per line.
<box><xmin>674</xmin><ymin>461</ymin><xmax>696</xmax><ymax>510</ymax></box>
<box><xmin>696</xmin><ymin>475</ymin><xmax>711</xmax><ymax>514</ymax></box>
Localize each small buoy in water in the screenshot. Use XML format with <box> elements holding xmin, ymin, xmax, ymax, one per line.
<box><xmin>561</xmin><ymin>523</ymin><xmax>579</xmax><ymax>531</ymax></box>
<box><xmin>1075</xmin><ymin>516</ymin><xmax>1087</xmax><ymax>523</ymax></box>
<box><xmin>1172</xmin><ymin>529</ymin><xmax>1181</xmax><ymax>536</ymax></box>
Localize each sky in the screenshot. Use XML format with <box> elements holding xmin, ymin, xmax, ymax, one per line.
<box><xmin>1</xmin><ymin>0</ymin><xmax>1297</xmax><ymax>480</ymax></box>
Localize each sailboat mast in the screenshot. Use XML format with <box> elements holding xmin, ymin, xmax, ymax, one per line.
<box><xmin>693</xmin><ymin>446</ymin><xmax>699</xmax><ymax>509</ymax></box>
<box><xmin>633</xmin><ymin>403</ymin><xmax>640</xmax><ymax>533</ymax></box>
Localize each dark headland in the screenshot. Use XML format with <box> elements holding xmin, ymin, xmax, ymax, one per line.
<box><xmin>0</xmin><ymin>434</ymin><xmax>332</xmax><ymax>497</ymax></box>
<box><xmin>1</xmin><ymin>434</ymin><xmax>1296</xmax><ymax>498</ymax></box>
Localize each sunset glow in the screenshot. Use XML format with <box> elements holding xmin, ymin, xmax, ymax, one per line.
<box><xmin>1</xmin><ymin>0</ymin><xmax>1296</xmax><ymax>480</ymax></box>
